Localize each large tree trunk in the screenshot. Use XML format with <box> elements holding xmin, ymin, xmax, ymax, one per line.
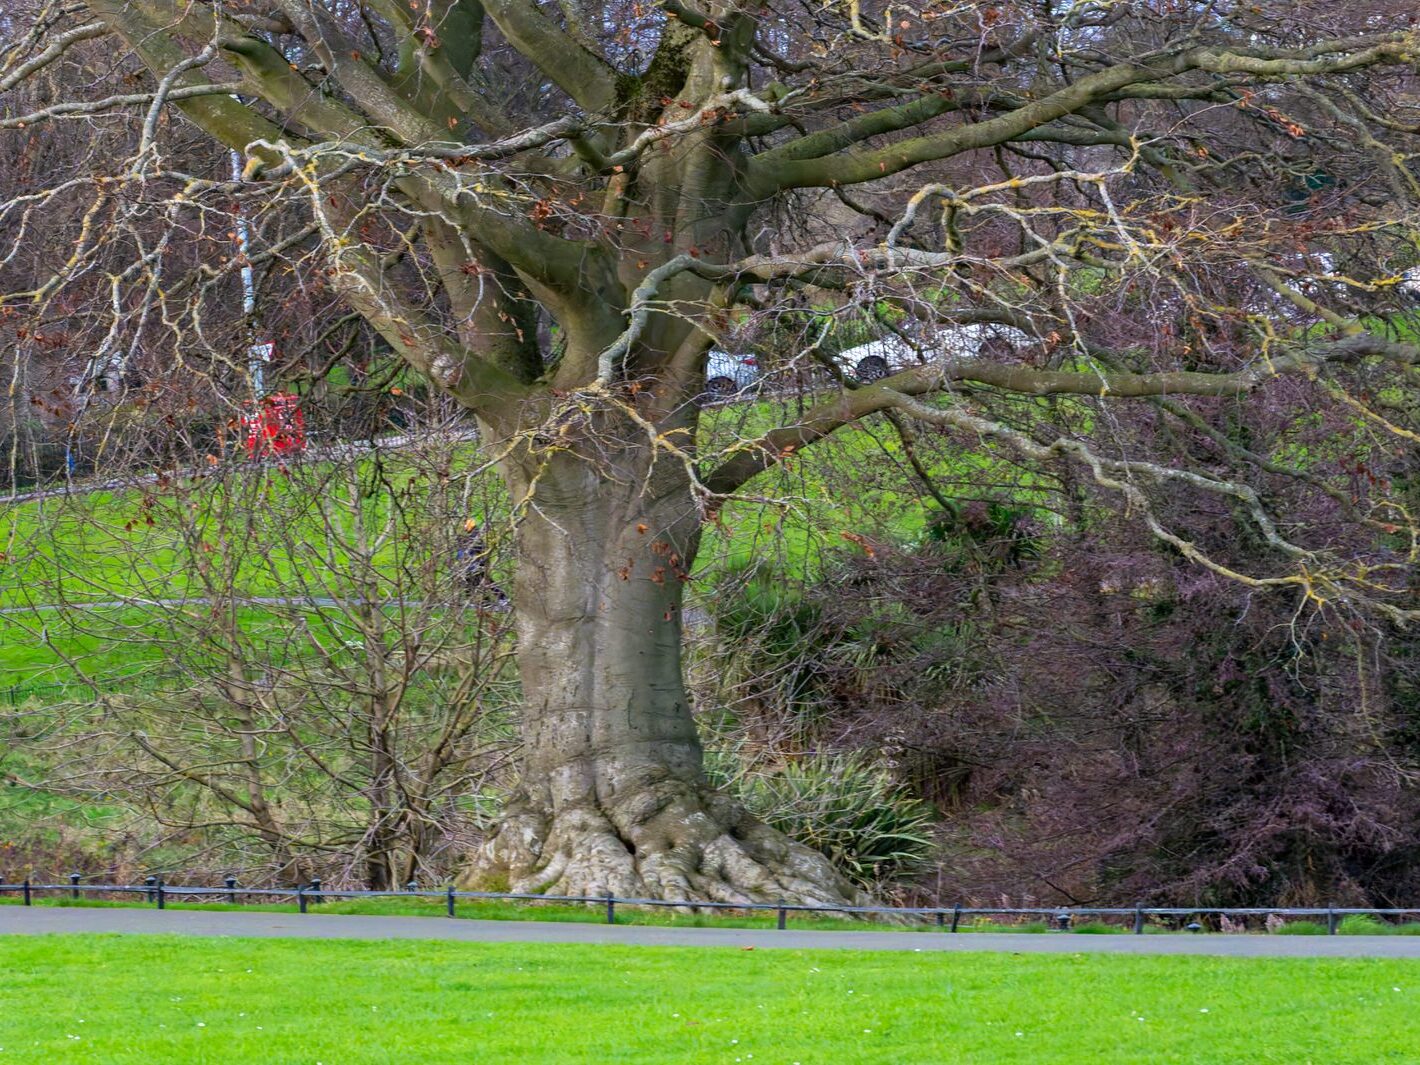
<box><xmin>465</xmin><ymin>441</ymin><xmax>857</xmax><ymax>905</ymax></box>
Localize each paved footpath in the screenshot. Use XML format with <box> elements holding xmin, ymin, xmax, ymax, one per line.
<box><xmin>4</xmin><ymin>907</ymin><xmax>1419</xmax><ymax>958</ymax></box>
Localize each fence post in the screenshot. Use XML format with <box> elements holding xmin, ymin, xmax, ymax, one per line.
<box><xmin>22</xmin><ymin>879</ymin><xmax>30</xmax><ymax>906</ymax></box>
<box><xmin>309</xmin><ymin>877</ymin><xmax>322</xmax><ymax>906</ymax></box>
<box><xmin>156</xmin><ymin>880</ymin><xmax>165</xmax><ymax>910</ymax></box>
<box><xmin>605</xmin><ymin>895</ymin><xmax>615</xmax><ymax>924</ymax></box>
<box><xmin>144</xmin><ymin>875</ymin><xmax>157</xmax><ymax>903</ymax></box>
<box><xmin>1133</xmin><ymin>903</ymin><xmax>1145</xmax><ymax>935</ymax></box>
<box><xmin>225</xmin><ymin>875</ymin><xmax>238</xmax><ymax>905</ymax></box>
<box><xmin>950</xmin><ymin>903</ymin><xmax>962</xmax><ymax>933</ymax></box>
<box><xmin>1327</xmin><ymin>904</ymin><xmax>1338</xmax><ymax>935</ymax></box>
<box><xmin>69</xmin><ymin>872</ymin><xmax>81</xmax><ymax>900</ymax></box>
<box><xmin>935</xmin><ymin>910</ymin><xmax>945</xmax><ymax>929</ymax></box>
<box><xmin>446</xmin><ymin>884</ymin><xmax>456</xmax><ymax>918</ymax></box>
<box><xmin>297</xmin><ymin>886</ymin><xmax>307</xmax><ymax>914</ymax></box>
<box><xmin>777</xmin><ymin>899</ymin><xmax>787</xmax><ymax>931</ymax></box>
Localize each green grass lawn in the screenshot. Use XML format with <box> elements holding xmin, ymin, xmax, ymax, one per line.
<box><xmin>0</xmin><ymin>601</ymin><xmax>430</xmax><ymax>687</ymax></box>
<box><xmin>1</xmin><ymin>934</ymin><xmax>1416</xmax><ymax>1063</ymax></box>
<box><xmin>0</xmin><ymin>401</ymin><xmax>1046</xmax><ymax>614</ymax></box>
<box><xmin>0</xmin><ymin>409</ymin><xmax>996</xmax><ymax>693</ymax></box>
<box><xmin>0</xmin><ymin>608</ymin><xmax>199</xmax><ymax>687</ymax></box>
<box><xmin>0</xmin><ymin>403</ymin><xmax>1047</xmax><ymax>691</ymax></box>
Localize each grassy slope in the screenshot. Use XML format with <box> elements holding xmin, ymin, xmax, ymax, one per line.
<box><xmin>0</xmin><ymin>408</ymin><xmax>941</xmax><ymax>597</ymax></box>
<box><xmin>0</xmin><ymin>603</ymin><xmax>405</xmax><ymax>688</ymax></box>
<box><xmin>0</xmin><ymin>472</ymin><xmax>409</xmax><ymax>610</ymax></box>
<box><xmin>697</xmin><ymin>394</ymin><xmax>1055</xmax><ymax>577</ymax></box>
<box><xmin>1</xmin><ymin>401</ymin><xmax>1021</xmax><ymax>683</ymax></box>
<box><xmin>2</xmin><ymin>935</ymin><xmax>1417</xmax><ymax>1063</ymax></box>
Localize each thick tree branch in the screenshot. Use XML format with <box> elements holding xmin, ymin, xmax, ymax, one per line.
<box><xmin>0</xmin><ymin>19</ymin><xmax>108</xmax><ymax>92</ymax></box>
<box><xmin>481</xmin><ymin>0</ymin><xmax>618</xmax><ymax>114</ymax></box>
<box><xmin>267</xmin><ymin>0</ymin><xmax>452</xmax><ymax>146</ymax></box>
<box><xmin>83</xmin><ymin>0</ymin><xmax>288</xmax><ymax>161</ymax></box>
<box><xmin>701</xmin><ymin>334</ymin><xmax>1420</xmax><ymax>496</ymax></box>
<box><xmin>0</xmin><ymin>82</ymin><xmax>241</xmax><ymax>130</ymax></box>
<box><xmin>749</xmin><ymin>37</ymin><xmax>1417</xmax><ymax>191</ymax></box>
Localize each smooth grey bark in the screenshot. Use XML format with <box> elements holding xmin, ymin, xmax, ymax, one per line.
<box><xmin>465</xmin><ymin>431</ymin><xmax>857</xmax><ymax>905</ymax></box>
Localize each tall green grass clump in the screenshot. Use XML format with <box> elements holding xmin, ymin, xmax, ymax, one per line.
<box><xmin>710</xmin><ymin>751</ymin><xmax>935</xmax><ymax>889</ymax></box>
<box><xmin>1274</xmin><ymin>920</ymin><xmax>1328</xmax><ymax>935</ymax></box>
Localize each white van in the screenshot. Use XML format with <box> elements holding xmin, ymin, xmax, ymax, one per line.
<box><xmin>704</xmin><ymin>350</ymin><xmax>761</xmax><ymax>398</ymax></box>
<box><xmin>834</xmin><ymin>322</ymin><xmax>1033</xmax><ymax>382</ymax></box>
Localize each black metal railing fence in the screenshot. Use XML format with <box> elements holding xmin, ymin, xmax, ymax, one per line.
<box><xmin>4</xmin><ymin>876</ymin><xmax>1418</xmax><ymax>935</ymax></box>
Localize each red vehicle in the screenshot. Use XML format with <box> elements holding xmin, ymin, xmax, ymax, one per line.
<box><xmin>242</xmin><ymin>392</ymin><xmax>306</xmax><ymax>458</ymax></box>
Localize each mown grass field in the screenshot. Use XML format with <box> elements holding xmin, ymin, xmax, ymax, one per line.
<box><xmin>0</xmin><ymin>400</ymin><xmax>1048</xmax><ymax>609</ymax></box>
<box><xmin>1</xmin><ymin>934</ymin><xmax>1417</xmax><ymax>1063</ymax></box>
<box><xmin>0</xmin><ymin>402</ymin><xmax>1037</xmax><ymax>692</ymax></box>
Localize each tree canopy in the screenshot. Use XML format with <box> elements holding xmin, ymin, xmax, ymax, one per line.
<box><xmin>3</xmin><ymin>0</ymin><xmax>1420</xmax><ymax>903</ymax></box>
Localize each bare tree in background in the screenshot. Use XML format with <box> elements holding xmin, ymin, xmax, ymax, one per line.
<box><xmin>3</xmin><ymin>0</ymin><xmax>1420</xmax><ymax>903</ymax></box>
<box><xmin>3</xmin><ymin>422</ymin><xmax>517</xmax><ymax>889</ymax></box>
